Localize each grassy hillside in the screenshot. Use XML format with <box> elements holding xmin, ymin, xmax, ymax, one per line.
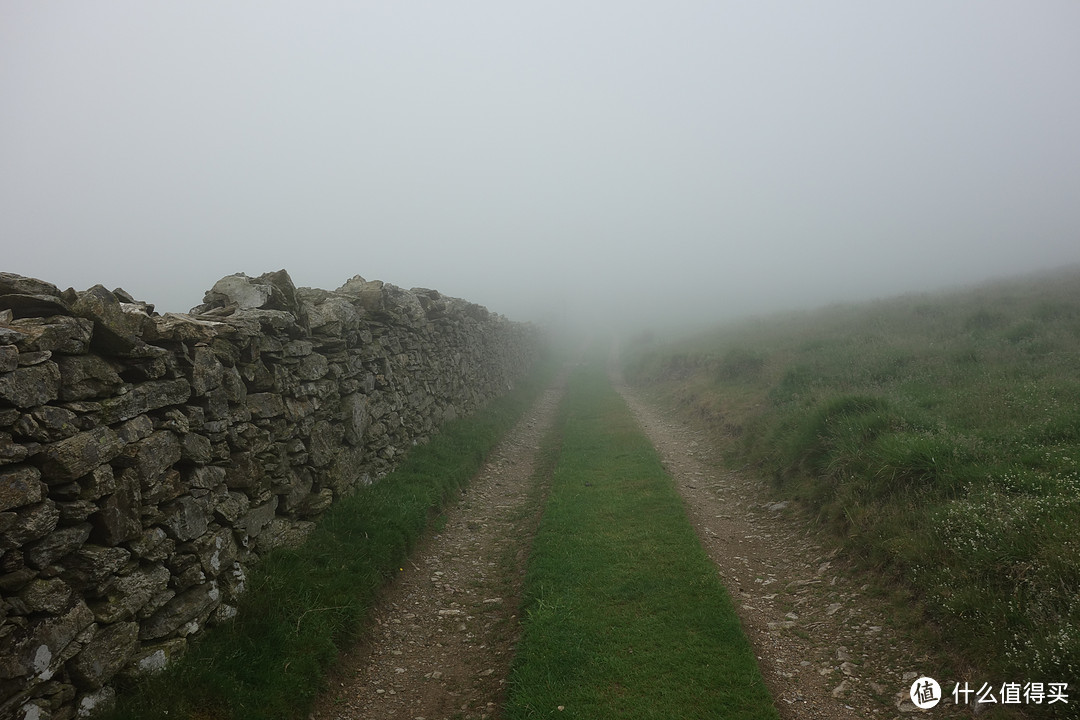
<box><xmin>624</xmin><ymin>267</ymin><xmax>1080</xmax><ymax>687</ymax></box>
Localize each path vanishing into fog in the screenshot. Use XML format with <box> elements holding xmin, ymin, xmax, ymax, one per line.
<box><xmin>311</xmin><ymin>364</ymin><xmax>927</xmax><ymax>720</ymax></box>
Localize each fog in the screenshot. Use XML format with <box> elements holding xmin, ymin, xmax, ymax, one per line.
<box><xmin>3</xmin><ymin>2</ymin><xmax>1079</xmax><ymax>334</ymax></box>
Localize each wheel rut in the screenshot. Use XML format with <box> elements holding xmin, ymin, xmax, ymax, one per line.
<box><xmin>613</xmin><ymin>377</ymin><xmax>933</xmax><ymax>720</ymax></box>
<box><xmin>309</xmin><ymin>378</ymin><xmax>565</xmax><ymax>720</ymax></box>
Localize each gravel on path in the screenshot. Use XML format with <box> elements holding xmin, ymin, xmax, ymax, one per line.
<box><xmin>614</xmin><ymin>377</ymin><xmax>947</xmax><ymax>720</ymax></box>
<box><xmin>309</xmin><ymin>379</ymin><xmax>565</xmax><ymax>720</ymax></box>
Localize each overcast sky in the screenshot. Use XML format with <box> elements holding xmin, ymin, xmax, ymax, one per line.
<box><xmin>3</xmin><ymin>2</ymin><xmax>1079</xmax><ymax>330</ymax></box>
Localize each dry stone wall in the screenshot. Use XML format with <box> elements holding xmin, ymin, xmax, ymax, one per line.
<box><xmin>0</xmin><ymin>270</ymin><xmax>538</xmax><ymax>719</ymax></box>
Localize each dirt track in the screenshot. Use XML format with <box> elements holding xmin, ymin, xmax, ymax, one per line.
<box><xmin>312</xmin><ymin>367</ymin><xmax>934</xmax><ymax>719</ymax></box>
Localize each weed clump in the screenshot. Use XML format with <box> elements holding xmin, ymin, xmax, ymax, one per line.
<box><xmin>715</xmin><ymin>347</ymin><xmax>767</xmax><ymax>382</ymax></box>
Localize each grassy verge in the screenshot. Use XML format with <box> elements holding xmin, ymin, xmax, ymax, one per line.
<box><xmin>506</xmin><ymin>362</ymin><xmax>778</xmax><ymax>720</ymax></box>
<box><xmin>103</xmin><ymin>361</ymin><xmax>554</xmax><ymax>720</ymax></box>
<box><xmin>624</xmin><ymin>267</ymin><xmax>1080</xmax><ymax>692</ymax></box>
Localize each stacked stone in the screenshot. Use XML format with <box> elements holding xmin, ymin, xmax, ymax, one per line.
<box><xmin>0</xmin><ymin>270</ymin><xmax>536</xmax><ymax>719</ymax></box>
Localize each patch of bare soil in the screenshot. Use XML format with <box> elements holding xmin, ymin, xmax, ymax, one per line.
<box><xmin>309</xmin><ymin>380</ymin><xmax>564</xmax><ymax>720</ymax></box>
<box><xmin>613</xmin><ymin>379</ymin><xmax>953</xmax><ymax>720</ymax></box>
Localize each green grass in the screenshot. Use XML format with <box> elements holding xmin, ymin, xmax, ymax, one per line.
<box><xmin>103</xmin><ymin>360</ymin><xmax>555</xmax><ymax>720</ymax></box>
<box><xmin>506</xmin><ymin>362</ymin><xmax>778</xmax><ymax>720</ymax></box>
<box><xmin>624</xmin><ymin>266</ymin><xmax>1080</xmax><ymax>693</ymax></box>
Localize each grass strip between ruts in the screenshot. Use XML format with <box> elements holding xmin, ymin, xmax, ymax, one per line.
<box><xmin>506</xmin><ymin>361</ymin><xmax>779</xmax><ymax>720</ymax></box>
<box><xmin>102</xmin><ymin>361</ymin><xmax>554</xmax><ymax>720</ymax></box>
